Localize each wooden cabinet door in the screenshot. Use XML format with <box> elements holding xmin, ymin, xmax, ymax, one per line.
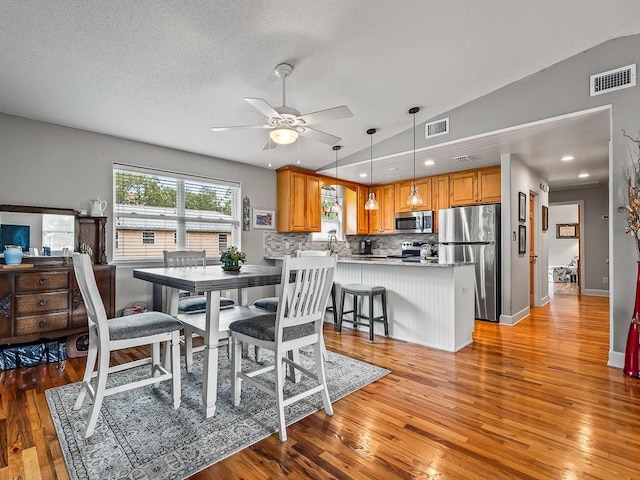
<box><xmin>290</xmin><ymin>172</ymin><xmax>308</xmax><ymax>231</ymax></box>
<box><xmin>357</xmin><ymin>186</ymin><xmax>369</xmax><ymax>234</ymax></box>
<box><xmin>395</xmin><ymin>179</ymin><xmax>432</xmax><ymax>212</ymax></box>
<box><xmin>449</xmin><ymin>171</ymin><xmax>478</xmax><ymax>206</ymax></box>
<box><xmin>479</xmin><ymin>167</ymin><xmax>501</xmax><ymax>203</ymax></box>
<box><xmin>306</xmin><ymin>175</ymin><xmax>321</xmax><ymax>232</ymax></box>
<box><xmin>431</xmin><ymin>175</ymin><xmax>450</xmax><ymax>233</ymax></box>
<box><xmin>381</xmin><ymin>184</ymin><xmax>396</xmax><ymax>233</ymax></box>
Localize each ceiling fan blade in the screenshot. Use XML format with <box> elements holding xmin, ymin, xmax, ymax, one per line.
<box><xmin>297</xmin><ymin>105</ymin><xmax>353</xmax><ymax>125</ymax></box>
<box><xmin>210</xmin><ymin>124</ymin><xmax>272</xmax><ymax>131</ymax></box>
<box><xmin>245</xmin><ymin>97</ymin><xmax>282</xmax><ymax>119</ymax></box>
<box><xmin>300</xmin><ymin>127</ymin><xmax>341</xmax><ymax>146</ymax></box>
<box><xmin>262</xmin><ymin>138</ymin><xmax>278</xmax><ymax>150</ymax></box>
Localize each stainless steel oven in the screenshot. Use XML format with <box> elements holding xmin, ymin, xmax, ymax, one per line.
<box><xmin>394</xmin><ymin>211</ymin><xmax>433</xmax><ymax>233</ymax></box>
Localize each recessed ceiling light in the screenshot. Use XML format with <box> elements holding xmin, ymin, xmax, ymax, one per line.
<box><xmin>561</xmin><ymin>155</ymin><xmax>575</xmax><ymax>161</ymax></box>
<box><xmin>359</xmin><ymin>173</ymin><xmax>368</xmax><ymax>178</ymax></box>
<box><xmin>388</xmin><ymin>167</ymin><xmax>398</xmax><ymax>171</ymax></box>
<box><xmin>578</xmin><ymin>173</ymin><xmax>590</xmax><ymax>178</ymax></box>
<box><xmin>424</xmin><ymin>160</ymin><xmax>435</xmax><ymax>166</ymax></box>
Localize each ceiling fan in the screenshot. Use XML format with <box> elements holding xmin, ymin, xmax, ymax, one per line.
<box><xmin>211</xmin><ymin>63</ymin><xmax>353</xmax><ymax>149</ymax></box>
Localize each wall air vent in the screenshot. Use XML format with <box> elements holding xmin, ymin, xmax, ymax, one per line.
<box><xmin>425</xmin><ymin>117</ymin><xmax>449</xmax><ymax>138</ymax></box>
<box><xmin>452</xmin><ymin>155</ymin><xmax>473</xmax><ymax>163</ymax></box>
<box><xmin>590</xmin><ymin>64</ymin><xmax>636</xmax><ymax>96</ymax></box>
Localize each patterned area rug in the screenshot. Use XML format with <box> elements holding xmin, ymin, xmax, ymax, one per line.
<box><xmin>46</xmin><ymin>348</ymin><xmax>389</xmax><ymax>480</ymax></box>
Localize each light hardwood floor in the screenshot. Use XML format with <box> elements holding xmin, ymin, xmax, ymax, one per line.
<box><xmin>2</xmin><ymin>293</ymin><xmax>639</xmax><ymax>479</ymax></box>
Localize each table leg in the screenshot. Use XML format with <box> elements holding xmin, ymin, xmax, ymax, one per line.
<box><xmin>202</xmin><ymin>290</ymin><xmax>221</xmax><ymax>418</ymax></box>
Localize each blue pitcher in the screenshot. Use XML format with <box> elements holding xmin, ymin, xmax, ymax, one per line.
<box><xmin>4</xmin><ymin>245</ymin><xmax>23</xmax><ymax>265</ymax></box>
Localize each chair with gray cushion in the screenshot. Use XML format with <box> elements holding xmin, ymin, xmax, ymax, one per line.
<box><xmin>163</xmin><ymin>250</ymin><xmax>235</xmax><ymax>371</ymax></box>
<box><xmin>229</xmin><ymin>254</ymin><xmax>337</xmax><ymax>442</ymax></box>
<box><xmin>72</xmin><ymin>253</ymin><xmax>182</xmax><ymax>438</ymax></box>
<box><xmin>338</xmin><ymin>284</ymin><xmax>389</xmax><ymax>342</ymax></box>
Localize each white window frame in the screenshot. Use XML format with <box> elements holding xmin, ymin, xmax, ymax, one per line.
<box><xmin>113</xmin><ymin>163</ymin><xmax>241</xmax><ymax>264</ymax></box>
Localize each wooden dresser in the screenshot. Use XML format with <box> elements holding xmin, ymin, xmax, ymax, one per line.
<box><xmin>0</xmin><ymin>262</ymin><xmax>115</xmax><ymax>345</ymax></box>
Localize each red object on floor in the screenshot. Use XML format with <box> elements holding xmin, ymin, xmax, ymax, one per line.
<box><xmin>624</xmin><ymin>319</ymin><xmax>640</xmax><ymax>378</ymax></box>
<box><xmin>624</xmin><ymin>262</ymin><xmax>640</xmax><ymax>378</ymax></box>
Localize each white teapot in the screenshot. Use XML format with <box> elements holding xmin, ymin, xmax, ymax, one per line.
<box><xmin>89</xmin><ymin>198</ymin><xmax>107</xmax><ymax>216</ymax></box>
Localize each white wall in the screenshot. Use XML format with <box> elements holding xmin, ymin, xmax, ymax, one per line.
<box><xmin>0</xmin><ymin>113</ymin><xmax>277</xmax><ymax>312</ymax></box>
<box><xmin>548</xmin><ymin>204</ymin><xmax>579</xmax><ymax>266</ymax></box>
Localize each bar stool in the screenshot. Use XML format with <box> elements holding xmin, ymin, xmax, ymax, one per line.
<box><xmin>337</xmin><ymin>284</ymin><xmax>389</xmax><ymax>342</ymax></box>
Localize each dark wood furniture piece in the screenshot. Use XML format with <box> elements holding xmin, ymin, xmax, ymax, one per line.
<box><xmin>0</xmin><ymin>205</ymin><xmax>115</xmax><ymax>345</ymax></box>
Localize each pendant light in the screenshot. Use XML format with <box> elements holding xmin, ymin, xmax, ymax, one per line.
<box><xmin>330</xmin><ymin>145</ymin><xmax>342</xmax><ymax>213</ymax></box>
<box><xmin>364</xmin><ymin>128</ymin><xmax>379</xmax><ymax>210</ymax></box>
<box><xmin>406</xmin><ymin>106</ymin><xmax>423</xmax><ymax>208</ymax></box>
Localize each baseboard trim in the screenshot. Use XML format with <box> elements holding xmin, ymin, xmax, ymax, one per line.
<box><xmin>539</xmin><ymin>295</ymin><xmax>550</xmax><ymax>307</ymax></box>
<box><xmin>583</xmin><ymin>289</ymin><xmax>609</xmax><ymax>297</ymax></box>
<box><xmin>500</xmin><ymin>306</ymin><xmax>530</xmax><ymax>326</ymax></box>
<box><xmin>608</xmin><ymin>350</ymin><xmax>624</xmax><ymax>369</ymax></box>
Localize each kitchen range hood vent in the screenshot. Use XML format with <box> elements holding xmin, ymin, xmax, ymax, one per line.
<box><xmin>590</xmin><ymin>64</ymin><xmax>636</xmax><ymax>96</ymax></box>
<box><xmin>452</xmin><ymin>155</ymin><xmax>473</xmax><ymax>163</ymax></box>
<box><xmin>425</xmin><ymin>118</ymin><xmax>449</xmax><ymax>138</ymax></box>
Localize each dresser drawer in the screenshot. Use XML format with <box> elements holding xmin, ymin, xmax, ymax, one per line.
<box><xmin>15</xmin><ymin>291</ymin><xmax>69</xmax><ymax>315</ymax></box>
<box><xmin>15</xmin><ymin>312</ymin><xmax>69</xmax><ymax>336</ymax></box>
<box><xmin>16</xmin><ymin>272</ymin><xmax>69</xmax><ymax>293</ymax></box>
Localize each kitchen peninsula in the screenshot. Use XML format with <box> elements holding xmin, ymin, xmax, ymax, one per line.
<box><xmin>266</xmin><ymin>255</ymin><xmax>475</xmax><ymax>352</ymax></box>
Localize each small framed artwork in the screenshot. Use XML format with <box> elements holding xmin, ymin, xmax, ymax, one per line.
<box><xmin>252</xmin><ymin>208</ymin><xmax>275</xmax><ymax>229</ymax></box>
<box><xmin>556</xmin><ymin>223</ymin><xmax>578</xmax><ymax>239</ymax></box>
<box><xmin>518</xmin><ymin>225</ymin><xmax>526</xmax><ymax>254</ymax></box>
<box><xmin>518</xmin><ymin>192</ymin><xmax>526</xmax><ymax>223</ymax></box>
<box><xmin>541</xmin><ymin>205</ymin><xmax>548</xmax><ymax>231</ymax></box>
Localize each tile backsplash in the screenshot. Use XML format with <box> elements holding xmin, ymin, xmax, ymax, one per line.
<box><xmin>263</xmin><ymin>231</ymin><xmax>438</xmax><ymax>257</ymax></box>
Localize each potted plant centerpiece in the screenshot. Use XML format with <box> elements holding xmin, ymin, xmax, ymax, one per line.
<box><xmin>220</xmin><ymin>246</ymin><xmax>246</xmax><ymax>272</ymax></box>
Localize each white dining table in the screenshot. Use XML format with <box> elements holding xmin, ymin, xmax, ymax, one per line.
<box><xmin>133</xmin><ymin>264</ymin><xmax>282</xmax><ymax>417</ymax></box>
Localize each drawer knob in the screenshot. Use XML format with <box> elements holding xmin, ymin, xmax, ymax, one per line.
<box><xmin>39</xmin><ymin>321</ymin><xmax>47</xmax><ymax>328</ymax></box>
<box><xmin>39</xmin><ymin>299</ymin><xmax>48</xmax><ymax>306</ymax></box>
<box><xmin>39</xmin><ymin>278</ymin><xmax>48</xmax><ymax>285</ymax></box>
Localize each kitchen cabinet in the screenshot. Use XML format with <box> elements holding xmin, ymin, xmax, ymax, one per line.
<box><xmin>394</xmin><ymin>178</ymin><xmax>432</xmax><ymax>213</ymax></box>
<box><xmin>449</xmin><ymin>167</ymin><xmax>501</xmax><ymax>206</ymax></box>
<box><xmin>368</xmin><ymin>184</ymin><xmax>395</xmax><ymax>234</ymax></box>
<box><xmin>0</xmin><ymin>263</ymin><xmax>115</xmax><ymax>345</ymax></box>
<box><xmin>344</xmin><ymin>186</ymin><xmax>369</xmax><ymax>235</ymax></box>
<box><xmin>431</xmin><ymin>174</ymin><xmax>450</xmax><ymax>232</ymax></box>
<box><xmin>276</xmin><ymin>167</ymin><xmax>321</xmax><ymax>232</ymax></box>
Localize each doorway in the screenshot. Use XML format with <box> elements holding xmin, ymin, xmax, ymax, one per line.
<box><xmin>547</xmin><ymin>203</ymin><xmax>581</xmax><ymax>296</ymax></box>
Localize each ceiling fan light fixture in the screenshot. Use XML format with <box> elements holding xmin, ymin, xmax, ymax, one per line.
<box><xmin>364</xmin><ymin>128</ymin><xmax>379</xmax><ymax>211</ymax></box>
<box><xmin>269</xmin><ymin>127</ymin><xmax>299</xmax><ymax>145</ymax></box>
<box><xmin>406</xmin><ymin>106</ymin><xmax>423</xmax><ymax>209</ymax></box>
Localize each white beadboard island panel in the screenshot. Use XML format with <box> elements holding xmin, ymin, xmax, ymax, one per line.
<box><xmin>334</xmin><ymin>262</ymin><xmax>475</xmax><ymax>352</ymax></box>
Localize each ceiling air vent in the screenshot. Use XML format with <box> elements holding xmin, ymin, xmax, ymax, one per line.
<box><xmin>425</xmin><ymin>117</ymin><xmax>449</xmax><ymax>138</ymax></box>
<box><xmin>452</xmin><ymin>155</ymin><xmax>473</xmax><ymax>163</ymax></box>
<box><xmin>590</xmin><ymin>64</ymin><xmax>636</xmax><ymax>96</ymax></box>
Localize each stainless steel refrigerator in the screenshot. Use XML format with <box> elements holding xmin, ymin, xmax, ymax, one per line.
<box><xmin>438</xmin><ymin>204</ymin><xmax>500</xmax><ymax>322</ymax></box>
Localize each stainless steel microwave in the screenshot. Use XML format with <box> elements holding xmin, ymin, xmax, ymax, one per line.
<box><xmin>394</xmin><ymin>211</ymin><xmax>433</xmax><ymax>233</ymax></box>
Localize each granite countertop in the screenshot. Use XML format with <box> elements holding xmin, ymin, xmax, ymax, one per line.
<box><xmin>264</xmin><ymin>254</ymin><xmax>471</xmax><ymax>268</ymax></box>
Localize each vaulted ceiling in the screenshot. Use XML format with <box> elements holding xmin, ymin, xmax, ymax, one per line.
<box><xmin>1</xmin><ymin>1</ymin><xmax>638</xmax><ymax>187</ymax></box>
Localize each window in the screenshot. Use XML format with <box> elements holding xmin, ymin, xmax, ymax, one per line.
<box><xmin>141</xmin><ymin>231</ymin><xmax>155</xmax><ymax>245</ymax></box>
<box><xmin>113</xmin><ymin>164</ymin><xmax>241</xmax><ymax>261</ymax></box>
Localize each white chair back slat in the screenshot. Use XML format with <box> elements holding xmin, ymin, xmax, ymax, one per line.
<box><xmin>164</xmin><ymin>250</ymin><xmax>206</xmax><ymax>268</ymax></box>
<box><xmin>73</xmin><ymin>253</ymin><xmax>109</xmax><ymax>338</ymax></box>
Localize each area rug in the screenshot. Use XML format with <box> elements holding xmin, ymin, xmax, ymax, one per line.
<box><xmin>46</xmin><ymin>348</ymin><xmax>389</xmax><ymax>480</ymax></box>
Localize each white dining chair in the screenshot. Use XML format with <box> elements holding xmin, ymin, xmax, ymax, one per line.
<box><xmin>72</xmin><ymin>253</ymin><xmax>182</xmax><ymax>438</ymax></box>
<box><xmin>229</xmin><ymin>254</ymin><xmax>337</xmax><ymax>442</ymax></box>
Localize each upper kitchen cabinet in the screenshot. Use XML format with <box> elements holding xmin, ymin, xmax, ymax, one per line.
<box><xmin>431</xmin><ymin>174</ymin><xmax>450</xmax><ymax>232</ymax></box>
<box><xmin>449</xmin><ymin>167</ymin><xmax>501</xmax><ymax>206</ymax></box>
<box><xmin>276</xmin><ymin>167</ymin><xmax>321</xmax><ymax>232</ymax></box>
<box><xmin>394</xmin><ymin>178</ymin><xmax>432</xmax><ymax>213</ymax></box>
<box><xmin>368</xmin><ymin>184</ymin><xmax>395</xmax><ymax>234</ymax></box>
<box><xmin>344</xmin><ymin>185</ymin><xmax>369</xmax><ymax>235</ymax></box>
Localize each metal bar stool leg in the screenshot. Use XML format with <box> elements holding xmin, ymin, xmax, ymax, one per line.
<box><xmin>368</xmin><ymin>293</ymin><xmax>375</xmax><ymax>342</ymax></box>
<box><xmin>381</xmin><ymin>290</ymin><xmax>389</xmax><ymax>337</ymax></box>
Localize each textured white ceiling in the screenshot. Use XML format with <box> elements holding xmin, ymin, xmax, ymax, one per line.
<box><xmin>0</xmin><ymin>1</ymin><xmax>636</xmax><ymax>186</ymax></box>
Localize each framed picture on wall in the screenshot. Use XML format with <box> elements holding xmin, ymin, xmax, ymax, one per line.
<box><xmin>518</xmin><ymin>225</ymin><xmax>526</xmax><ymax>254</ymax></box>
<box><xmin>518</xmin><ymin>192</ymin><xmax>526</xmax><ymax>223</ymax></box>
<box><xmin>556</xmin><ymin>223</ymin><xmax>578</xmax><ymax>238</ymax></box>
<box><xmin>252</xmin><ymin>208</ymin><xmax>275</xmax><ymax>229</ymax></box>
<box><xmin>541</xmin><ymin>205</ymin><xmax>548</xmax><ymax>231</ymax></box>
